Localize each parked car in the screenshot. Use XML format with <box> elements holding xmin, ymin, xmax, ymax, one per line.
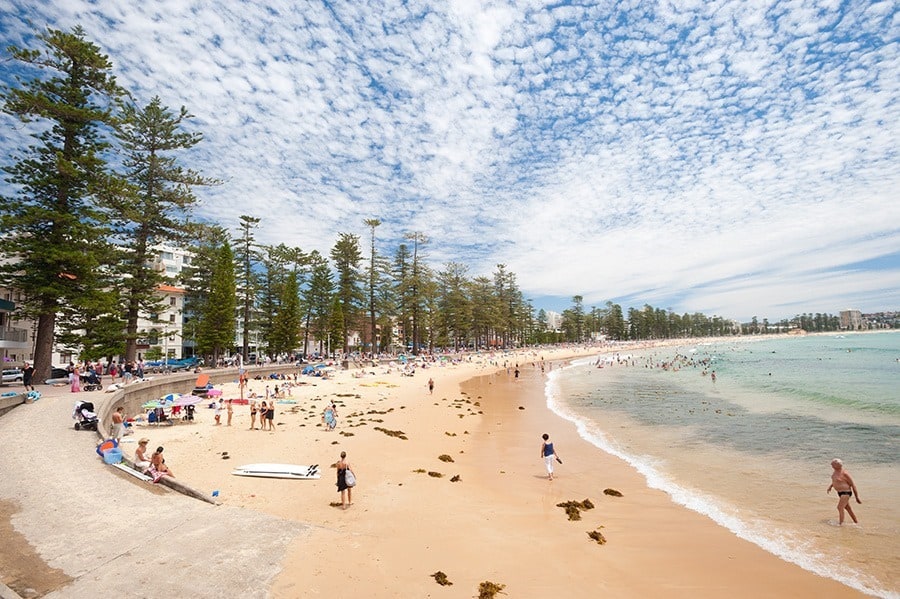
<box><xmin>2</xmin><ymin>368</ymin><xmax>23</xmax><ymax>383</ymax></box>
<box><xmin>45</xmin><ymin>366</ymin><xmax>70</xmax><ymax>385</ymax></box>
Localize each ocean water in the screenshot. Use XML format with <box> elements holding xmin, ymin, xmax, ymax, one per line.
<box><xmin>546</xmin><ymin>332</ymin><xmax>900</xmax><ymax>598</ymax></box>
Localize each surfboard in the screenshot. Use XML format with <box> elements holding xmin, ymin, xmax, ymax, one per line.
<box><xmin>232</xmin><ymin>463</ymin><xmax>320</xmax><ymax>480</ymax></box>
<box><xmin>111</xmin><ymin>462</ymin><xmax>153</xmax><ymax>482</ymax></box>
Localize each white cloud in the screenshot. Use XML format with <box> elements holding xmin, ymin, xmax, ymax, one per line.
<box><xmin>1</xmin><ymin>0</ymin><xmax>898</xmax><ymax>321</ymax></box>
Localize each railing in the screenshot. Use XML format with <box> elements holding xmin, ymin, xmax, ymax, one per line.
<box><xmin>0</xmin><ymin>327</ymin><xmax>28</xmax><ymax>342</ymax></box>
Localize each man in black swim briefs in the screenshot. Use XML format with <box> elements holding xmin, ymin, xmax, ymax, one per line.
<box><xmin>826</xmin><ymin>458</ymin><xmax>861</xmax><ymax>525</ymax></box>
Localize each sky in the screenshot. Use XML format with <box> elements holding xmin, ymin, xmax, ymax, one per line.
<box><xmin>1</xmin><ymin>0</ymin><xmax>898</xmax><ymax>321</ymax></box>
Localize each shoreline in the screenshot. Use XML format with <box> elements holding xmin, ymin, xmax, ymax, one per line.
<box><xmin>0</xmin><ymin>342</ymin><xmax>872</xmax><ymax>597</ymax></box>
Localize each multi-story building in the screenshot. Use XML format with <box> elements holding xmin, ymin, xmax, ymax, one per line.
<box><xmin>0</xmin><ymin>290</ymin><xmax>31</xmax><ymax>366</ymax></box>
<box><xmin>839</xmin><ymin>309</ymin><xmax>863</xmax><ymax>331</ymax></box>
<box><xmin>135</xmin><ymin>284</ymin><xmax>186</xmax><ymax>361</ymax></box>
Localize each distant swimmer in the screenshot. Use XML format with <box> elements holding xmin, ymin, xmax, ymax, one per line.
<box><xmin>711</xmin><ymin>371</ymin><xmax>716</xmax><ymax>383</ymax></box>
<box><xmin>827</xmin><ymin>458</ymin><xmax>861</xmax><ymax>525</ymax></box>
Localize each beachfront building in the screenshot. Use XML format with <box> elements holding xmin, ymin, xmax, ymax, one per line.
<box><xmin>135</xmin><ymin>284</ymin><xmax>186</xmax><ymax>362</ymax></box>
<box><xmin>0</xmin><ymin>289</ymin><xmax>31</xmax><ymax>367</ymax></box>
<box><xmin>840</xmin><ymin>309</ymin><xmax>863</xmax><ymax>331</ymax></box>
<box><xmin>545</xmin><ymin>310</ymin><xmax>563</xmax><ymax>332</ymax></box>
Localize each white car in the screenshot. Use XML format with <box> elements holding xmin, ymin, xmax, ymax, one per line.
<box><xmin>2</xmin><ymin>368</ymin><xmax>24</xmax><ymax>383</ymax></box>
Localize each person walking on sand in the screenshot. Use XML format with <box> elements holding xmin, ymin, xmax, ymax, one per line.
<box><xmin>541</xmin><ymin>433</ymin><xmax>561</xmax><ymax>480</ymax></box>
<box><xmin>428</xmin><ymin>377</ymin><xmax>434</xmax><ymax>395</ymax></box>
<box><xmin>336</xmin><ymin>451</ymin><xmax>355</xmax><ymax>509</ymax></box>
<box><xmin>827</xmin><ymin>458</ymin><xmax>861</xmax><ymax>524</ymax></box>
<box><xmin>249</xmin><ymin>400</ymin><xmax>258</xmax><ymax>430</ymax></box>
<box><xmin>214</xmin><ymin>398</ymin><xmax>223</xmax><ymax>425</ymax></box>
<box><xmin>226</xmin><ymin>399</ymin><xmax>234</xmax><ymax>426</ymax></box>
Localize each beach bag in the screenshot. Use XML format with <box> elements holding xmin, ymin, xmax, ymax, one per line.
<box><xmin>344</xmin><ymin>469</ymin><xmax>356</xmax><ymax>487</ymax></box>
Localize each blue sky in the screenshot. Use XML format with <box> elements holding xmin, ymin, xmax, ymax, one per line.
<box><xmin>1</xmin><ymin>0</ymin><xmax>898</xmax><ymax>321</ymax></box>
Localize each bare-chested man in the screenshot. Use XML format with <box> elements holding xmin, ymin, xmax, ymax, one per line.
<box><xmin>826</xmin><ymin>458</ymin><xmax>861</xmax><ymax>525</ymax></box>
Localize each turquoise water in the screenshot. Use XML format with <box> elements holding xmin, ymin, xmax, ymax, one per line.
<box><xmin>546</xmin><ymin>332</ymin><xmax>900</xmax><ymax>598</ymax></box>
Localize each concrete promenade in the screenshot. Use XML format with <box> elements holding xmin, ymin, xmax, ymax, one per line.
<box><xmin>0</xmin><ymin>376</ymin><xmax>307</xmax><ymax>599</ymax></box>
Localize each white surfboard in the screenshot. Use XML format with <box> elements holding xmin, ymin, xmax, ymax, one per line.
<box><xmin>232</xmin><ymin>463</ymin><xmax>320</xmax><ymax>480</ymax></box>
<box><xmin>111</xmin><ymin>462</ymin><xmax>153</xmax><ymax>482</ymax></box>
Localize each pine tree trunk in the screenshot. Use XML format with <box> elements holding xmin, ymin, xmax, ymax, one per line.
<box><xmin>33</xmin><ymin>311</ymin><xmax>57</xmax><ymax>382</ymax></box>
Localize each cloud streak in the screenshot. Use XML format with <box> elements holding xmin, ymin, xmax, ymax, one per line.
<box><xmin>1</xmin><ymin>0</ymin><xmax>898</xmax><ymax>320</ymax></box>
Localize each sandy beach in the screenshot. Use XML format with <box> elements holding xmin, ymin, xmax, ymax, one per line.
<box><xmin>120</xmin><ymin>345</ymin><xmax>862</xmax><ymax>598</ymax></box>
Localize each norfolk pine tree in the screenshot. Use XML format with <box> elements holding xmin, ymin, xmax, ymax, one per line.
<box><xmin>0</xmin><ymin>26</ymin><xmax>125</xmax><ymax>380</ymax></box>
<box><xmin>330</xmin><ymin>233</ymin><xmax>363</xmax><ymax>355</ymax></box>
<box><xmin>235</xmin><ymin>215</ymin><xmax>261</xmax><ymax>361</ymax></box>
<box><xmin>109</xmin><ymin>96</ymin><xmax>217</xmax><ymax>362</ymax></box>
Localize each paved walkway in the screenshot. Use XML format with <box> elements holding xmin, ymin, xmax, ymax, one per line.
<box><xmin>0</xmin><ymin>384</ymin><xmax>306</xmax><ymax>598</ymax></box>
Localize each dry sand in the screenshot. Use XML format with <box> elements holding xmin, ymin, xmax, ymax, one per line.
<box><xmin>128</xmin><ymin>346</ymin><xmax>861</xmax><ymax>598</ymax></box>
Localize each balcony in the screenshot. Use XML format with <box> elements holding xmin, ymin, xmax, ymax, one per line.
<box><xmin>0</xmin><ymin>326</ymin><xmax>30</xmax><ymax>349</ymax></box>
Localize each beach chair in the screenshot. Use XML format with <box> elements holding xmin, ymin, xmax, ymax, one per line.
<box><xmin>191</xmin><ymin>374</ymin><xmax>211</xmax><ymax>396</ymax></box>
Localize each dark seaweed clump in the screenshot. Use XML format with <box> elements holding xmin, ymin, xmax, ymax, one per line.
<box><xmin>431</xmin><ymin>571</ymin><xmax>452</xmax><ymax>586</ymax></box>
<box><xmin>438</xmin><ymin>454</ymin><xmax>454</xmax><ymax>462</ymax></box>
<box><xmin>588</xmin><ymin>527</ymin><xmax>607</xmax><ymax>545</ymax></box>
<box><xmin>603</xmin><ymin>488</ymin><xmax>623</xmax><ymax>497</ymax></box>
<box><xmin>450</xmin><ymin>475</ymin><xmax>461</xmax><ymax>482</ymax></box>
<box><xmin>478</xmin><ymin>581</ymin><xmax>506</xmax><ymax>598</ymax></box>
<box><xmin>374</xmin><ymin>426</ymin><xmax>408</xmax><ymax>440</ymax></box>
<box><xmin>427</xmin><ymin>471</ymin><xmax>443</xmax><ymax>478</ymax></box>
<box><xmin>556</xmin><ymin>499</ymin><xmax>595</xmax><ymax>521</ymax></box>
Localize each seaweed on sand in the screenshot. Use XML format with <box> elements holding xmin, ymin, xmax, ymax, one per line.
<box><xmin>374</xmin><ymin>426</ymin><xmax>408</xmax><ymax>440</ymax></box>
<box><xmin>431</xmin><ymin>571</ymin><xmax>453</xmax><ymax>586</ymax></box>
<box><xmin>603</xmin><ymin>488</ymin><xmax>623</xmax><ymax>497</ymax></box>
<box><xmin>478</xmin><ymin>581</ymin><xmax>506</xmax><ymax>598</ymax></box>
<box><xmin>450</xmin><ymin>475</ymin><xmax>461</xmax><ymax>482</ymax></box>
<box><xmin>438</xmin><ymin>454</ymin><xmax>454</xmax><ymax>462</ymax></box>
<box><xmin>427</xmin><ymin>471</ymin><xmax>443</xmax><ymax>478</ymax></box>
<box><xmin>556</xmin><ymin>499</ymin><xmax>595</xmax><ymax>521</ymax></box>
<box><xmin>588</xmin><ymin>527</ymin><xmax>607</xmax><ymax>545</ymax></box>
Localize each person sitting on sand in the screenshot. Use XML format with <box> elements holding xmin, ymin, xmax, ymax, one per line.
<box><xmin>827</xmin><ymin>458</ymin><xmax>861</xmax><ymax>525</ymax></box>
<box><xmin>148</xmin><ymin>446</ymin><xmax>173</xmax><ymax>481</ymax></box>
<box><xmin>134</xmin><ymin>438</ymin><xmax>151</xmax><ymax>472</ymax></box>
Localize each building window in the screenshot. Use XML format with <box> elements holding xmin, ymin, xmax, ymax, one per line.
<box><xmin>169</xmin><ymin>314</ymin><xmax>176</xmax><ymax>323</ymax></box>
<box><xmin>169</xmin><ymin>297</ymin><xmax>176</xmax><ymax>306</ymax></box>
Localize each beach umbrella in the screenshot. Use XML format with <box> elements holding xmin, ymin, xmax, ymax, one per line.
<box><xmin>174</xmin><ymin>395</ymin><xmax>203</xmax><ymax>406</ymax></box>
<box><xmin>142</xmin><ymin>399</ymin><xmax>166</xmax><ymax>409</ymax></box>
<box><xmin>160</xmin><ymin>393</ymin><xmax>181</xmax><ymax>402</ymax></box>
<box><xmin>206</xmin><ymin>388</ymin><xmax>222</xmax><ymax>397</ymax></box>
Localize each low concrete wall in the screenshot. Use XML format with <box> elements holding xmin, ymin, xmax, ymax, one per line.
<box><xmin>96</xmin><ymin>365</ymin><xmax>304</xmax><ymax>439</ymax></box>
<box><xmin>0</xmin><ymin>391</ymin><xmax>28</xmax><ymax>418</ymax></box>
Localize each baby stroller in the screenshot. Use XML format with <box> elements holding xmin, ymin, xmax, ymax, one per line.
<box><xmin>80</xmin><ymin>370</ymin><xmax>103</xmax><ymax>392</ymax></box>
<box><xmin>73</xmin><ymin>400</ymin><xmax>99</xmax><ymax>431</ymax></box>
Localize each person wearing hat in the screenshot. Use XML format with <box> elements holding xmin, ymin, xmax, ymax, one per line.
<box><xmin>134</xmin><ymin>438</ymin><xmax>151</xmax><ymax>472</ymax></box>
